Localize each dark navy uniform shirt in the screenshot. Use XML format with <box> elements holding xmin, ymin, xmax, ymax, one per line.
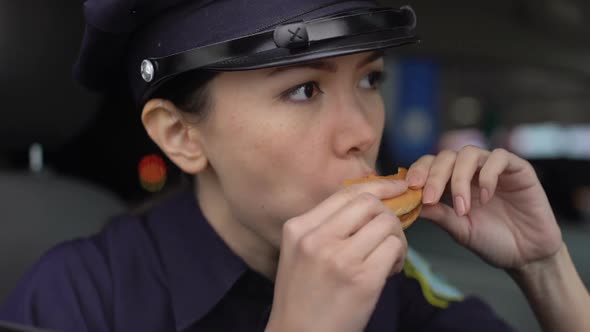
<box><xmin>0</xmin><ymin>189</ymin><xmax>515</xmax><ymax>332</ymax></box>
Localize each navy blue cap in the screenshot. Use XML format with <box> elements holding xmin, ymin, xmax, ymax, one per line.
<box><xmin>74</xmin><ymin>0</ymin><xmax>418</xmax><ymax>105</ymax></box>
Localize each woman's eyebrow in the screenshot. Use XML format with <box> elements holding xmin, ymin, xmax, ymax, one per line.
<box><xmin>357</xmin><ymin>50</ymin><xmax>385</xmax><ymax>69</ymax></box>
<box><xmin>267</xmin><ymin>61</ymin><xmax>337</xmax><ymax>77</ymax></box>
<box><xmin>266</xmin><ymin>50</ymin><xmax>385</xmax><ymax>77</ymax></box>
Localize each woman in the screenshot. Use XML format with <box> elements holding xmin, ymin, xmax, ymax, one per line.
<box><xmin>1</xmin><ymin>0</ymin><xmax>589</xmax><ymax>331</ymax></box>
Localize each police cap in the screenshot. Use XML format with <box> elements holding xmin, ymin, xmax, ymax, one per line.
<box><xmin>74</xmin><ymin>0</ymin><xmax>418</xmax><ymax>105</ymax></box>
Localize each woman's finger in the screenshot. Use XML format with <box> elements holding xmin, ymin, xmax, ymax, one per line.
<box><xmin>422</xmin><ymin>150</ymin><xmax>457</xmax><ymax>205</ymax></box>
<box><xmin>322</xmin><ymin>192</ymin><xmax>388</xmax><ymax>239</ymax></box>
<box><xmin>477</xmin><ymin>148</ymin><xmax>514</xmax><ymax>205</ymax></box>
<box><xmin>343</xmin><ymin>211</ymin><xmax>402</xmax><ymax>261</ymax></box>
<box><xmin>451</xmin><ymin>146</ymin><xmax>490</xmax><ymax>216</ymax></box>
<box><xmin>363</xmin><ymin>233</ymin><xmax>407</xmax><ymax>277</ymax></box>
<box><xmin>420</xmin><ymin>203</ymin><xmax>471</xmax><ymax>247</ymax></box>
<box><xmin>289</xmin><ymin>179</ymin><xmax>408</xmax><ymax>237</ymax></box>
<box><xmin>406</xmin><ymin>154</ymin><xmax>435</xmax><ymax>189</ymax></box>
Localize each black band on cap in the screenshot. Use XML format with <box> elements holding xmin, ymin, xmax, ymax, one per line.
<box><xmin>139</xmin><ymin>6</ymin><xmax>417</xmax><ymax>102</ymax></box>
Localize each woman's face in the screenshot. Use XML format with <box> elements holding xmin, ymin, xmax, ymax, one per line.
<box><xmin>197</xmin><ymin>51</ymin><xmax>386</xmax><ymax>246</ymax></box>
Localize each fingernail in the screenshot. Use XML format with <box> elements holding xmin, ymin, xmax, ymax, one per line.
<box><xmin>454</xmin><ymin>195</ymin><xmax>466</xmax><ymax>216</ymax></box>
<box><xmin>480</xmin><ymin>188</ymin><xmax>489</xmax><ymax>204</ymax></box>
<box><xmin>423</xmin><ymin>186</ymin><xmax>435</xmax><ymax>204</ymax></box>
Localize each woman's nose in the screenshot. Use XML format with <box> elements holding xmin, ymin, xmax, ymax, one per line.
<box><xmin>331</xmin><ymin>94</ymin><xmax>382</xmax><ymax>158</ymax></box>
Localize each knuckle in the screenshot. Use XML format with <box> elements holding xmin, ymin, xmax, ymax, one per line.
<box><xmin>282</xmin><ymin>217</ymin><xmax>303</xmax><ymax>241</ymax></box>
<box><xmin>389</xmin><ymin>236</ymin><xmax>406</xmax><ymax>258</ymax></box>
<box><xmin>283</xmin><ymin>217</ymin><xmax>300</xmax><ymax>231</ymax></box>
<box><xmin>409</xmin><ymin>164</ymin><xmax>428</xmax><ymax>177</ymax></box>
<box><xmin>409</xmin><ymin>155</ymin><xmax>435</xmax><ymax>176</ymax></box>
<box><xmin>378</xmin><ymin>212</ymin><xmax>398</xmax><ymax>233</ymax></box>
<box><xmin>327</xmin><ymin>255</ymin><xmax>351</xmax><ymax>276</ymax></box>
<box><xmin>437</xmin><ymin>149</ymin><xmax>457</xmax><ymax>162</ymax></box>
<box><xmin>393</xmin><ymin>258</ymin><xmax>406</xmax><ymax>274</ymax></box>
<box><xmin>298</xmin><ymin>233</ymin><xmax>318</xmax><ymax>257</ymax></box>
<box><xmin>416</xmin><ymin>154</ymin><xmax>435</xmax><ymax>164</ymax></box>
<box><xmin>524</xmin><ymin>160</ymin><xmax>536</xmax><ymax>174</ymax></box>
<box><xmin>316</xmin><ymin>245</ymin><xmax>335</xmax><ymax>264</ymax></box>
<box><xmin>459</xmin><ymin>144</ymin><xmax>480</xmax><ymax>155</ymax></box>
<box><xmin>355</xmin><ymin>192</ymin><xmax>381</xmax><ymax>209</ymax></box>
<box><xmin>492</xmin><ymin>148</ymin><xmax>509</xmax><ymax>157</ymax></box>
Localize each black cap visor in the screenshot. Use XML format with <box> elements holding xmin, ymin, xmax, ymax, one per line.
<box><xmin>139</xmin><ymin>6</ymin><xmax>418</xmax><ymax>102</ymax></box>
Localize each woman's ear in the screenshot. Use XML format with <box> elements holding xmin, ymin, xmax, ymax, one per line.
<box><xmin>141</xmin><ymin>98</ymin><xmax>207</xmax><ymax>174</ymax></box>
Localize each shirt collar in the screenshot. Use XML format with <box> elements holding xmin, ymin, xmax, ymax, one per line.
<box><xmin>144</xmin><ymin>188</ymin><xmax>248</xmax><ymax>331</ymax></box>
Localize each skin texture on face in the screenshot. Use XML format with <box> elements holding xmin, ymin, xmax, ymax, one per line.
<box><xmin>199</xmin><ymin>51</ymin><xmax>386</xmax><ymax>242</ymax></box>
<box><xmin>143</xmin><ymin>51</ymin><xmax>387</xmax><ymax>276</ymax></box>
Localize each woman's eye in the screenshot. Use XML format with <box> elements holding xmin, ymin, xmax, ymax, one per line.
<box><xmin>359</xmin><ymin>71</ymin><xmax>386</xmax><ymax>90</ymax></box>
<box><xmin>283</xmin><ymin>81</ymin><xmax>322</xmax><ymax>102</ymax></box>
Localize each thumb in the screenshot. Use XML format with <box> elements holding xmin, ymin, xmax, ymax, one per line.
<box><xmin>420</xmin><ymin>203</ymin><xmax>471</xmax><ymax>247</ymax></box>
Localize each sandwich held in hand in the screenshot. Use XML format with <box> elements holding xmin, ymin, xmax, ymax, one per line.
<box><xmin>344</xmin><ymin>168</ymin><xmax>422</xmax><ymax>229</ymax></box>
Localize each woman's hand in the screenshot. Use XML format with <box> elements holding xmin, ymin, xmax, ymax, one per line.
<box><xmin>407</xmin><ymin>146</ymin><xmax>563</xmax><ymax>270</ymax></box>
<box><xmin>266</xmin><ymin>180</ymin><xmax>408</xmax><ymax>332</ymax></box>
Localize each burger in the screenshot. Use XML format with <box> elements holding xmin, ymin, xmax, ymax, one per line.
<box><xmin>344</xmin><ymin>168</ymin><xmax>422</xmax><ymax>229</ymax></box>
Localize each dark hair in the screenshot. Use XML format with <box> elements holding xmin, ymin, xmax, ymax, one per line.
<box><xmin>150</xmin><ymin>70</ymin><xmax>218</xmax><ymax>121</ymax></box>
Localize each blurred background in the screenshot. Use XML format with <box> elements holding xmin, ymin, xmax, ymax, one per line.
<box><xmin>0</xmin><ymin>1</ymin><xmax>589</xmax><ymax>331</ymax></box>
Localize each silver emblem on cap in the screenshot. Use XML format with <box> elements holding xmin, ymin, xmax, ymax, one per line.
<box><xmin>141</xmin><ymin>59</ymin><xmax>155</xmax><ymax>83</ymax></box>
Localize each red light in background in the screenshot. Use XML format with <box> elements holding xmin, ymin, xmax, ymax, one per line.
<box><xmin>138</xmin><ymin>154</ymin><xmax>167</xmax><ymax>192</ymax></box>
